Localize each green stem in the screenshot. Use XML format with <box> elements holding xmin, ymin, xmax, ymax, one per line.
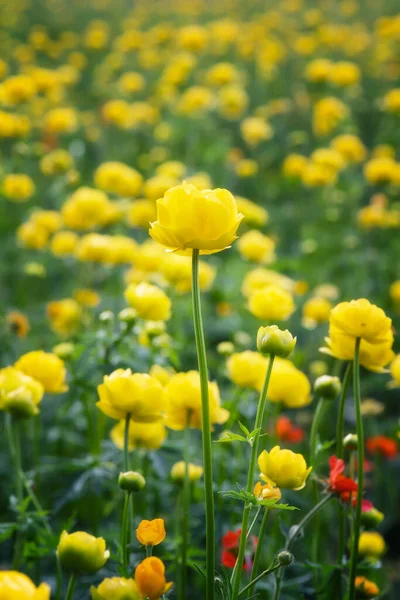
<box><xmin>65</xmin><ymin>573</ymin><xmax>77</xmax><ymax>600</ymax></box>
<box><xmin>191</xmin><ymin>249</ymin><xmax>215</xmax><ymax>600</ymax></box>
<box><xmin>121</xmin><ymin>492</ymin><xmax>131</xmax><ymax>575</ymax></box>
<box><xmin>146</xmin><ymin>545</ymin><xmax>153</xmax><ymax>557</ymax></box>
<box><xmin>5</xmin><ymin>414</ymin><xmax>23</xmax><ymax>503</ymax></box>
<box><xmin>273</xmin><ymin>493</ymin><xmax>333</xmax><ymax>600</ymax></box>
<box><xmin>180</xmin><ymin>420</ymin><xmax>191</xmax><ymax>599</ymax></box>
<box><xmin>124</xmin><ymin>413</ymin><xmax>131</xmax><ymax>472</ymax></box>
<box><xmin>246</xmin><ymin>509</ymin><xmax>270</xmax><ymax>598</ymax></box>
<box><xmin>246</xmin><ymin>506</ymin><xmax>261</xmax><ymax>541</ymax></box>
<box><xmin>230</xmin><ymin>355</ymin><xmax>275</xmax><ymax>600</ymax></box>
<box><xmin>348</xmin><ymin>338</ymin><xmax>363</xmax><ymax>600</ymax></box>
<box><xmin>336</xmin><ymin>362</ymin><xmax>352</xmax><ymax>565</ymax></box>
<box><xmin>309</xmin><ymin>396</ymin><xmax>327</xmax><ymax>564</ymax></box>
<box><xmin>240</xmin><ymin>562</ymin><xmax>281</xmax><ymax>597</ymax></box>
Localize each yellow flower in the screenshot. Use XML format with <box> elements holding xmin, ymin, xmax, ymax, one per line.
<box><xmin>44</xmin><ymin>107</ymin><xmax>78</xmax><ymax>134</ymax></box>
<box><xmin>217</xmin><ymin>85</ymin><xmax>249</xmax><ymax>120</ymax></box>
<box><xmin>313</xmin><ymin>97</ymin><xmax>348</xmax><ymax>136</ymax></box>
<box><xmin>206</xmin><ymin>62</ymin><xmax>240</xmax><ymax>86</ymax></box>
<box><xmin>235</xmin><ymin>196</ymin><xmax>269</xmax><ymax>227</ymax></box>
<box><xmin>2</xmin><ymin>174</ymin><xmax>35</xmax><ymax>202</ymax></box>
<box><xmin>258</xmin><ymin>446</ymin><xmax>312</xmax><ymax>490</ymax></box>
<box><xmin>322</xmin><ymin>334</ymin><xmax>395</xmax><ymax>373</ymax></box>
<box><xmin>50</xmin><ymin>231</ymin><xmax>79</xmax><ymax>256</ymax></box>
<box><xmin>389</xmin><ymin>354</ymin><xmax>400</xmax><ymax>387</ymax></box>
<box><xmin>0</xmin><ymin>366</ymin><xmax>44</xmax><ymax>418</ymax></box>
<box><xmin>143</xmin><ymin>175</ymin><xmax>180</xmax><ymax>201</ymax></box>
<box><xmin>358</xmin><ymin>532</ymin><xmax>386</xmax><ymax>558</ymax></box>
<box><xmin>40</xmin><ymin>149</ymin><xmax>73</xmax><ymax>175</ymax></box>
<box><xmin>170</xmin><ymin>461</ymin><xmax>203</xmax><ymax>483</ymax></box>
<box><xmin>62</xmin><ymin>187</ymin><xmax>116</xmax><ymax>230</ymax></box>
<box><xmin>0</xmin><ymin>571</ymin><xmax>50</xmax><ymax>600</ymax></box>
<box><xmin>329</xmin><ymin>61</ymin><xmax>360</xmax><ymax>87</ymax></box>
<box><xmin>329</xmin><ymin>299</ymin><xmax>392</xmax><ymax>344</ymax></box>
<box><xmin>257</xmin><ymin>357</ymin><xmax>311</xmax><ymax>408</ymax></box>
<box><xmin>136</xmin><ymin>518</ymin><xmax>166</xmax><ymax>547</ymax></box>
<box><xmin>242</xmin><ymin>268</ymin><xmax>294</xmax><ymax>298</ymax></box>
<box><xmin>125</xmin><ymin>283</ymin><xmax>171</xmax><ymax>321</ymax></box>
<box><xmin>305</xmin><ymin>58</ymin><xmax>333</xmax><ymax>82</ymax></box>
<box><xmin>17</xmin><ymin>222</ymin><xmax>49</xmax><ymax>249</ymax></box>
<box><xmin>364</xmin><ymin>157</ymin><xmax>397</xmax><ymax>185</ymax></box>
<box><xmin>249</xmin><ymin>285</ymin><xmax>295</xmax><ymax>321</ymax></box>
<box><xmin>3</xmin><ymin>74</ymin><xmax>36</xmax><ymax>104</ymax></box>
<box><xmin>149</xmin><ymin>364</ymin><xmax>175</xmax><ymax>386</ymax></box>
<box><xmin>389</xmin><ymin>280</ymin><xmax>400</xmax><ymax>303</ymax></box>
<box><xmin>302</xmin><ymin>296</ymin><xmax>333</xmax><ymax>326</ymax></box>
<box><xmin>226</xmin><ymin>351</ymin><xmax>268</xmax><ymax>390</ymax></box>
<box><xmin>118</xmin><ymin>71</ymin><xmax>146</xmax><ymax>95</ymax></box>
<box><xmin>354</xmin><ymin>576</ymin><xmax>379</xmax><ymax>598</ymax></box>
<box><xmin>91</xmin><ymin>577</ymin><xmax>140</xmax><ymax>600</ymax></box>
<box><xmin>97</xmin><ymin>369</ymin><xmax>165</xmax><ymax>422</ymax></box>
<box><xmin>94</xmin><ymin>162</ymin><xmax>143</xmax><ymax>197</ymax></box>
<box><xmin>135</xmin><ymin>557</ymin><xmax>172</xmax><ymax>600</ymax></box>
<box><xmin>238</xmin><ymin>230</ymin><xmax>276</xmax><ymax>264</ymax></box>
<box><xmin>282</xmin><ymin>154</ymin><xmax>309</xmax><ymax>179</ymax></box>
<box><xmin>254</xmin><ymin>479</ymin><xmax>282</xmax><ymax>501</ymax></box>
<box><xmin>161</xmin><ymin>253</ymin><xmax>216</xmax><ymax>293</ymax></box>
<box><xmin>47</xmin><ymin>299</ymin><xmax>82</xmax><ymax>336</ymax></box>
<box><xmin>15</xmin><ymin>351</ymin><xmax>68</xmax><ymax>393</ymax></box>
<box><xmin>110</xmin><ymin>419</ymin><xmax>166</xmax><ymax>451</ymax></box>
<box><xmin>73</xmin><ymin>288</ymin><xmax>100</xmax><ymax>307</ymax></box>
<box><xmin>127</xmin><ymin>199</ymin><xmax>157</xmax><ymax>229</ymax></box>
<box><xmin>165</xmin><ymin>371</ymin><xmax>229</xmax><ymax>430</ymax></box>
<box><xmin>240</xmin><ymin>117</ymin><xmax>273</xmax><ymax>146</ymax></box>
<box><xmin>178</xmin><ymin>86</ymin><xmax>214</xmax><ymax>115</ymax></box>
<box><xmin>331</xmin><ymin>134</ymin><xmax>367</xmax><ymax>163</ymax></box>
<box><xmin>149</xmin><ymin>182</ymin><xmax>243</xmax><ymax>255</ymax></box>
<box><xmin>57</xmin><ymin>531</ymin><xmax>109</xmax><ymax>573</ymax></box>
<box><xmin>383</xmin><ymin>88</ymin><xmax>400</xmax><ymax>113</ymax></box>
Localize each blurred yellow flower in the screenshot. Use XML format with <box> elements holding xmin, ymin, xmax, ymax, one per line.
<box><xmin>226</xmin><ymin>351</ymin><xmax>268</xmax><ymax>390</ymax></box>
<box><xmin>257</xmin><ymin>357</ymin><xmax>311</xmax><ymax>408</ymax></box>
<box><xmin>249</xmin><ymin>285</ymin><xmax>295</xmax><ymax>321</ymax></box>
<box><xmin>135</xmin><ymin>557</ymin><xmax>172</xmax><ymax>600</ymax></box>
<box><xmin>2</xmin><ymin>173</ymin><xmax>35</xmax><ymax>202</ymax></box>
<box><xmin>47</xmin><ymin>298</ymin><xmax>82</xmax><ymax>336</ymax></box>
<box><xmin>0</xmin><ymin>571</ymin><xmax>50</xmax><ymax>600</ymax></box>
<box><xmin>358</xmin><ymin>532</ymin><xmax>386</xmax><ymax>558</ymax></box>
<box><xmin>110</xmin><ymin>418</ymin><xmax>166</xmax><ymax>451</ymax></box>
<box><xmin>125</xmin><ymin>282</ymin><xmax>171</xmax><ymax>321</ymax></box>
<box><xmin>94</xmin><ymin>162</ymin><xmax>143</xmax><ymax>197</ymax></box>
<box><xmin>91</xmin><ymin>577</ymin><xmax>140</xmax><ymax>600</ymax></box>
<box><xmin>15</xmin><ymin>350</ymin><xmax>67</xmax><ymax>393</ymax></box>
<box><xmin>170</xmin><ymin>461</ymin><xmax>203</xmax><ymax>483</ymax></box>
<box><xmin>238</xmin><ymin>230</ymin><xmax>276</xmax><ymax>264</ymax></box>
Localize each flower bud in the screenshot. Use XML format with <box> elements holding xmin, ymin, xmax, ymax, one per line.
<box><xmin>217</xmin><ymin>341</ymin><xmax>235</xmax><ymax>356</ymax></box>
<box><xmin>52</xmin><ymin>342</ymin><xmax>75</xmax><ymax>359</ymax></box>
<box><xmin>144</xmin><ymin>321</ymin><xmax>166</xmax><ymax>338</ymax></box>
<box><xmin>90</xmin><ymin>577</ymin><xmax>140</xmax><ymax>600</ymax></box>
<box><xmin>277</xmin><ymin>550</ymin><xmax>293</xmax><ymax>566</ymax></box>
<box><xmin>99</xmin><ymin>310</ymin><xmax>114</xmax><ymax>323</ymax></box>
<box><xmin>170</xmin><ymin>461</ymin><xmax>203</xmax><ymax>483</ymax></box>
<box><xmin>314</xmin><ymin>375</ymin><xmax>341</xmax><ymax>400</ymax></box>
<box><xmin>57</xmin><ymin>531</ymin><xmax>109</xmax><ymax>574</ymax></box>
<box><xmin>361</xmin><ymin>507</ymin><xmax>384</xmax><ymax>529</ymax></box>
<box><xmin>343</xmin><ymin>433</ymin><xmax>358</xmax><ymax>451</ymax></box>
<box><xmin>118</xmin><ymin>308</ymin><xmax>137</xmax><ymax>324</ymax></box>
<box><xmin>136</xmin><ymin>518</ymin><xmax>166</xmax><ymax>547</ymax></box>
<box><xmin>257</xmin><ymin>325</ymin><xmax>296</xmax><ymax>358</ymax></box>
<box><xmin>118</xmin><ymin>471</ymin><xmax>146</xmax><ymax>493</ymax></box>
<box><xmin>4</xmin><ymin>389</ymin><xmax>39</xmax><ymax>419</ymax></box>
<box><xmin>233</xmin><ymin>331</ymin><xmax>251</xmax><ymax>347</ymax></box>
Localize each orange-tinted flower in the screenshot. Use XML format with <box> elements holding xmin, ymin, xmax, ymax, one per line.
<box><xmin>276</xmin><ymin>416</ymin><xmax>304</xmax><ymax>443</ymax></box>
<box><xmin>135</xmin><ymin>557</ymin><xmax>172</xmax><ymax>600</ymax></box>
<box><xmin>136</xmin><ymin>519</ymin><xmax>166</xmax><ymax>547</ymax></box>
<box><xmin>366</xmin><ymin>435</ymin><xmax>397</xmax><ymax>458</ymax></box>
<box><xmin>6</xmin><ymin>311</ymin><xmax>30</xmax><ymax>337</ymax></box>
<box><xmin>354</xmin><ymin>576</ymin><xmax>379</xmax><ymax>598</ymax></box>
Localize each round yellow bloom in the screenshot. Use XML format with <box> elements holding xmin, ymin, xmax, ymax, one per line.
<box><xmin>15</xmin><ymin>350</ymin><xmax>67</xmax><ymax>393</ymax></box>
<box><xmin>226</xmin><ymin>351</ymin><xmax>268</xmax><ymax>390</ymax></box>
<box><xmin>135</xmin><ymin>557</ymin><xmax>172</xmax><ymax>600</ymax></box>
<box><xmin>170</xmin><ymin>461</ymin><xmax>203</xmax><ymax>483</ymax></box>
<box><xmin>254</xmin><ymin>479</ymin><xmax>282</xmax><ymax>501</ymax></box>
<box><xmin>73</xmin><ymin>288</ymin><xmax>100</xmax><ymax>307</ymax></box>
<box><xmin>0</xmin><ymin>571</ymin><xmax>50</xmax><ymax>600</ymax></box>
<box><xmin>62</xmin><ymin>187</ymin><xmax>116</xmax><ymax>230</ymax></box>
<box><xmin>178</xmin><ymin>24</ymin><xmax>208</xmax><ymax>52</ymax></box>
<box><xmin>364</xmin><ymin>157</ymin><xmax>397</xmax><ymax>185</ymax></box>
<box><xmin>258</xmin><ymin>446</ymin><xmax>311</xmax><ymax>490</ymax></box>
<box><xmin>161</xmin><ymin>253</ymin><xmax>216</xmax><ymax>293</ymax></box>
<box><xmin>358</xmin><ymin>531</ymin><xmax>386</xmax><ymax>558</ymax></box>
<box><xmin>2</xmin><ymin>174</ymin><xmax>35</xmax><ymax>202</ymax></box>
<box><xmin>242</xmin><ymin>268</ymin><xmax>294</xmax><ymax>298</ymax></box>
<box><xmin>44</xmin><ymin>107</ymin><xmax>78</xmax><ymax>134</ymax></box>
<box><xmin>127</xmin><ymin>199</ymin><xmax>157</xmax><ymax>229</ymax></box>
<box><xmin>57</xmin><ymin>531</ymin><xmax>109</xmax><ymax>574</ymax></box>
<box><xmin>305</xmin><ymin>58</ymin><xmax>333</xmax><ymax>83</ymax></box>
<box><xmin>329</xmin><ymin>61</ymin><xmax>360</xmax><ymax>87</ymax></box>
<box><xmin>282</xmin><ymin>154</ymin><xmax>308</xmax><ymax>179</ymax></box>
<box><xmin>47</xmin><ymin>299</ymin><xmax>82</xmax><ymax>336</ymax></box>
<box><xmin>118</xmin><ymin>71</ymin><xmax>146</xmax><ymax>95</ymax></box>
<box><xmin>331</xmin><ymin>134</ymin><xmax>367</xmax><ymax>163</ymax></box>
<box><xmin>238</xmin><ymin>230</ymin><xmax>276</xmax><ymax>264</ymax></box>
<box><xmin>3</xmin><ymin>74</ymin><xmax>36</xmax><ymax>104</ymax></box>
<box><xmin>218</xmin><ymin>85</ymin><xmax>249</xmax><ymax>120</ymax></box>
<box><xmin>390</xmin><ymin>280</ymin><xmax>400</xmax><ymax>303</ymax></box>
<box><xmin>94</xmin><ymin>162</ymin><xmax>143</xmax><ymax>197</ymax></box>
<box><xmin>165</xmin><ymin>371</ymin><xmax>229</xmax><ymax>430</ymax></box>
<box><xmin>240</xmin><ymin>117</ymin><xmax>273</xmax><ymax>147</ymax></box>
<box><xmin>389</xmin><ymin>354</ymin><xmax>400</xmax><ymax>387</ymax></box>
<box><xmin>149</xmin><ymin>182</ymin><xmax>243</xmax><ymax>255</ymax></box>
<box><xmin>258</xmin><ymin>357</ymin><xmax>311</xmax><ymax>408</ymax></box>
<box><xmin>383</xmin><ymin>88</ymin><xmax>400</xmax><ymax>113</ymax></box>
<box><xmin>249</xmin><ymin>285</ymin><xmax>295</xmax><ymax>321</ymax></box>
<box><xmin>235</xmin><ymin>196</ymin><xmax>269</xmax><ymax>227</ymax></box>
<box><xmin>17</xmin><ymin>222</ymin><xmax>49</xmax><ymax>250</ymax></box>
<box><xmin>178</xmin><ymin>86</ymin><xmax>214</xmax><ymax>115</ymax></box>
<box><xmin>30</xmin><ymin>211</ymin><xmax>62</xmax><ymax>234</ymax></box>
<box><xmin>206</xmin><ymin>62</ymin><xmax>240</xmax><ymax>86</ymax></box>
<box><xmin>110</xmin><ymin>418</ymin><xmax>166</xmax><ymax>451</ymax></box>
<box><xmin>40</xmin><ymin>149</ymin><xmax>73</xmax><ymax>175</ymax></box>
<box><xmin>302</xmin><ymin>296</ymin><xmax>333</xmax><ymax>325</ymax></box>
<box><xmin>97</xmin><ymin>369</ymin><xmax>166</xmax><ymax>422</ymax></box>
<box><xmin>125</xmin><ymin>283</ymin><xmax>171</xmax><ymax>321</ymax></box>
<box><xmin>136</xmin><ymin>518</ymin><xmax>166</xmax><ymax>547</ymax></box>
<box><xmin>313</xmin><ymin>97</ymin><xmax>348</xmax><ymax>136</ymax></box>
<box><xmin>91</xmin><ymin>577</ymin><xmax>140</xmax><ymax>600</ymax></box>
<box><xmin>329</xmin><ymin>299</ymin><xmax>392</xmax><ymax>344</ymax></box>
<box><xmin>0</xmin><ymin>366</ymin><xmax>44</xmax><ymax>417</ymax></box>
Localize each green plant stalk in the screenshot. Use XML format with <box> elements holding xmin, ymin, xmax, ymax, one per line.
<box><xmin>336</xmin><ymin>363</ymin><xmax>352</xmax><ymax>565</ymax></box>
<box><xmin>240</xmin><ymin>562</ymin><xmax>281</xmax><ymax>597</ymax></box>
<box><xmin>348</xmin><ymin>338</ymin><xmax>363</xmax><ymax>600</ymax></box>
<box><xmin>309</xmin><ymin>396</ymin><xmax>327</xmax><ymax>563</ymax></box>
<box><xmin>272</xmin><ymin>493</ymin><xmax>333</xmax><ymax>600</ymax></box>
<box><xmin>191</xmin><ymin>249</ymin><xmax>215</xmax><ymax>600</ymax></box>
<box><xmin>121</xmin><ymin>492</ymin><xmax>131</xmax><ymax>575</ymax></box>
<box><xmin>146</xmin><ymin>545</ymin><xmax>153</xmax><ymax>557</ymax></box>
<box><xmin>180</xmin><ymin>420</ymin><xmax>191</xmax><ymax>599</ymax></box>
<box><xmin>230</xmin><ymin>355</ymin><xmax>275</xmax><ymax>600</ymax></box>
<box><xmin>246</xmin><ymin>508</ymin><xmax>270</xmax><ymax>598</ymax></box>
<box><xmin>65</xmin><ymin>573</ymin><xmax>77</xmax><ymax>600</ymax></box>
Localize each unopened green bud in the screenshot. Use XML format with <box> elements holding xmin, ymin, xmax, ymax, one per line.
<box><xmin>343</xmin><ymin>433</ymin><xmax>358</xmax><ymax>451</ymax></box>
<box><xmin>99</xmin><ymin>310</ymin><xmax>114</xmax><ymax>323</ymax></box>
<box><xmin>145</xmin><ymin>321</ymin><xmax>166</xmax><ymax>338</ymax></box>
<box><xmin>118</xmin><ymin>471</ymin><xmax>146</xmax><ymax>493</ymax></box>
<box><xmin>53</xmin><ymin>342</ymin><xmax>75</xmax><ymax>359</ymax></box>
<box><xmin>217</xmin><ymin>341</ymin><xmax>235</xmax><ymax>356</ymax></box>
<box><xmin>314</xmin><ymin>375</ymin><xmax>341</xmax><ymax>400</ymax></box>
<box><xmin>118</xmin><ymin>308</ymin><xmax>137</xmax><ymax>324</ymax></box>
<box><xmin>277</xmin><ymin>550</ymin><xmax>293</xmax><ymax>566</ymax></box>
<box><xmin>257</xmin><ymin>325</ymin><xmax>296</xmax><ymax>358</ymax></box>
<box><xmin>361</xmin><ymin>507</ymin><xmax>384</xmax><ymax>529</ymax></box>
<box><xmin>4</xmin><ymin>389</ymin><xmax>39</xmax><ymax>419</ymax></box>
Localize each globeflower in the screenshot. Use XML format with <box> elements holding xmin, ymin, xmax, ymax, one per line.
<box><xmin>226</xmin><ymin>351</ymin><xmax>268</xmax><ymax>390</ymax></box>
<box><xmin>256</xmin><ymin>357</ymin><xmax>311</xmax><ymax>409</ymax></box>
<box><xmin>57</xmin><ymin>531</ymin><xmax>109</xmax><ymax>573</ymax></box>
<box><xmin>149</xmin><ymin>182</ymin><xmax>243</xmax><ymax>255</ymax></box>
<box><xmin>136</xmin><ymin>518</ymin><xmax>166</xmax><ymax>547</ymax></box>
<box><xmin>91</xmin><ymin>577</ymin><xmax>140</xmax><ymax>600</ymax></box>
<box><xmin>358</xmin><ymin>532</ymin><xmax>386</xmax><ymax>559</ymax></box>
<box><xmin>111</xmin><ymin>419</ymin><xmax>166</xmax><ymax>451</ymax></box>
<box><xmin>125</xmin><ymin>282</ymin><xmax>171</xmax><ymax>321</ymax></box>
<box><xmin>15</xmin><ymin>350</ymin><xmax>68</xmax><ymax>393</ymax></box>
<box><xmin>2</xmin><ymin>173</ymin><xmax>35</xmax><ymax>202</ymax></box>
<box><xmin>47</xmin><ymin>298</ymin><xmax>82</xmax><ymax>336</ymax></box>
<box><xmin>258</xmin><ymin>446</ymin><xmax>312</xmax><ymax>490</ymax></box>
<box><xmin>97</xmin><ymin>369</ymin><xmax>166</xmax><ymax>422</ymax></box>
<box><xmin>0</xmin><ymin>571</ymin><xmax>51</xmax><ymax>599</ymax></box>
<box><xmin>134</xmin><ymin>557</ymin><xmax>172</xmax><ymax>600</ymax></box>
<box><xmin>170</xmin><ymin>461</ymin><xmax>203</xmax><ymax>483</ymax></box>
<box><xmin>237</xmin><ymin>230</ymin><xmax>276</xmax><ymax>264</ymax></box>
<box><xmin>389</xmin><ymin>354</ymin><xmax>400</xmax><ymax>387</ymax></box>
<box><xmin>0</xmin><ymin>366</ymin><xmax>44</xmax><ymax>418</ymax></box>
<box><xmin>248</xmin><ymin>285</ymin><xmax>295</xmax><ymax>321</ymax></box>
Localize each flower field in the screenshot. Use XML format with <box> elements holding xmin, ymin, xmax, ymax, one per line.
<box><xmin>1</xmin><ymin>0</ymin><xmax>400</xmax><ymax>598</ymax></box>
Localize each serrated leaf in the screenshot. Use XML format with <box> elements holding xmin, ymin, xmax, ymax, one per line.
<box><xmin>258</xmin><ymin>498</ymin><xmax>299</xmax><ymax>511</ymax></box>
<box><xmin>215</xmin><ymin>432</ymin><xmax>247</xmax><ymax>444</ymax></box>
<box><xmin>238</xmin><ymin>421</ymin><xmax>251</xmax><ymax>437</ymax></box>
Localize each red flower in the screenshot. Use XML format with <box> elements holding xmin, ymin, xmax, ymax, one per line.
<box><xmin>366</xmin><ymin>436</ymin><xmax>397</xmax><ymax>459</ymax></box>
<box><xmin>221</xmin><ymin>528</ymin><xmax>257</xmax><ymax>570</ymax></box>
<box><xmin>328</xmin><ymin>456</ymin><xmax>358</xmax><ymax>496</ymax></box>
<box><xmin>276</xmin><ymin>416</ymin><xmax>304</xmax><ymax>443</ymax></box>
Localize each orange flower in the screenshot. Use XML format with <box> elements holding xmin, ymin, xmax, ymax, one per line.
<box><xmin>276</xmin><ymin>416</ymin><xmax>304</xmax><ymax>443</ymax></box>
<box><xmin>135</xmin><ymin>557</ymin><xmax>172</xmax><ymax>600</ymax></box>
<box><xmin>136</xmin><ymin>518</ymin><xmax>166</xmax><ymax>547</ymax></box>
<box><xmin>6</xmin><ymin>311</ymin><xmax>30</xmax><ymax>337</ymax></box>
<box><xmin>366</xmin><ymin>435</ymin><xmax>397</xmax><ymax>458</ymax></box>
<box><xmin>354</xmin><ymin>576</ymin><xmax>379</xmax><ymax>598</ymax></box>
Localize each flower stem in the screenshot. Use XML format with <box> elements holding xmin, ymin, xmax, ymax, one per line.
<box><xmin>121</xmin><ymin>492</ymin><xmax>131</xmax><ymax>575</ymax></box>
<box><xmin>180</xmin><ymin>420</ymin><xmax>191</xmax><ymax>599</ymax></box>
<box><xmin>191</xmin><ymin>249</ymin><xmax>215</xmax><ymax>600</ymax></box>
<box><xmin>348</xmin><ymin>338</ymin><xmax>363</xmax><ymax>600</ymax></box>
<box><xmin>230</xmin><ymin>355</ymin><xmax>275</xmax><ymax>600</ymax></box>
<box><xmin>240</xmin><ymin>561</ymin><xmax>281</xmax><ymax>597</ymax></box>
<box><xmin>336</xmin><ymin>362</ymin><xmax>352</xmax><ymax>565</ymax></box>
<box><xmin>65</xmin><ymin>573</ymin><xmax>77</xmax><ymax>600</ymax></box>
<box><xmin>246</xmin><ymin>508</ymin><xmax>270</xmax><ymax>598</ymax></box>
<box><xmin>309</xmin><ymin>396</ymin><xmax>327</xmax><ymax>563</ymax></box>
<box><xmin>146</xmin><ymin>545</ymin><xmax>153</xmax><ymax>557</ymax></box>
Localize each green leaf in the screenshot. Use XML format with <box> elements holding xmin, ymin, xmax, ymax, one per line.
<box><xmin>238</xmin><ymin>421</ymin><xmax>251</xmax><ymax>437</ymax></box>
<box><xmin>215</xmin><ymin>431</ymin><xmax>247</xmax><ymax>444</ymax></box>
<box><xmin>0</xmin><ymin>522</ymin><xmax>17</xmax><ymax>543</ymax></box>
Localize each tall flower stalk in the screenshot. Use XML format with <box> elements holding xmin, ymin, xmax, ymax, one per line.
<box><xmin>191</xmin><ymin>249</ymin><xmax>216</xmax><ymax>600</ymax></box>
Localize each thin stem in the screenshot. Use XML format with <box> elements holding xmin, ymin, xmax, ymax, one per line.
<box><xmin>348</xmin><ymin>338</ymin><xmax>363</xmax><ymax>600</ymax></box>
<box><xmin>247</xmin><ymin>509</ymin><xmax>270</xmax><ymax>598</ymax></box>
<box><xmin>121</xmin><ymin>492</ymin><xmax>131</xmax><ymax>575</ymax></box>
<box><xmin>180</xmin><ymin>420</ymin><xmax>191</xmax><ymax>599</ymax></box>
<box><xmin>191</xmin><ymin>249</ymin><xmax>215</xmax><ymax>600</ymax></box>
<box><xmin>309</xmin><ymin>396</ymin><xmax>327</xmax><ymax>564</ymax></box>
<box><xmin>240</xmin><ymin>562</ymin><xmax>281</xmax><ymax>597</ymax></box>
<box><xmin>124</xmin><ymin>413</ymin><xmax>131</xmax><ymax>472</ymax></box>
<box><xmin>146</xmin><ymin>545</ymin><xmax>153</xmax><ymax>557</ymax></box>
<box><xmin>231</xmin><ymin>355</ymin><xmax>275</xmax><ymax>600</ymax></box>
<box><xmin>246</xmin><ymin>506</ymin><xmax>261</xmax><ymax>541</ymax></box>
<box><xmin>65</xmin><ymin>573</ymin><xmax>77</xmax><ymax>600</ymax></box>
<box><xmin>336</xmin><ymin>362</ymin><xmax>352</xmax><ymax>565</ymax></box>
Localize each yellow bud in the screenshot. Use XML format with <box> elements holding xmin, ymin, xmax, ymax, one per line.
<box><xmin>57</xmin><ymin>531</ymin><xmax>109</xmax><ymax>574</ymax></box>
<box><xmin>257</xmin><ymin>325</ymin><xmax>296</xmax><ymax>358</ymax></box>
